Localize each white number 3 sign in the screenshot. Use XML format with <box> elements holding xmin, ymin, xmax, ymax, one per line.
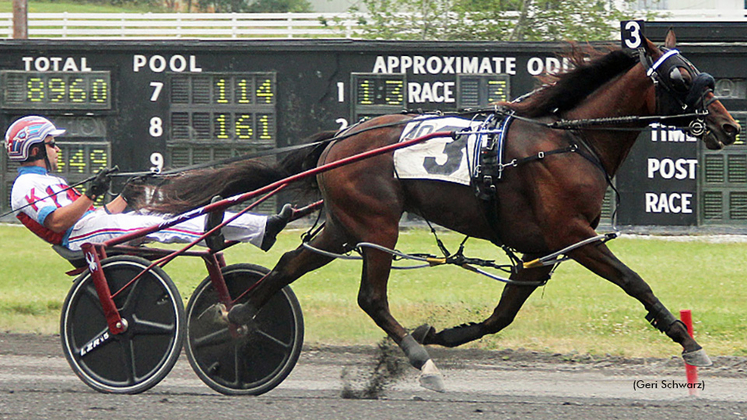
<box><xmin>621</xmin><ymin>20</ymin><xmax>645</xmax><ymax>50</ymax></box>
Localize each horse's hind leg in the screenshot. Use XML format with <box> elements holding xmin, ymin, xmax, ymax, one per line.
<box><xmin>414</xmin><ymin>254</ymin><xmax>551</xmax><ymax>347</ymax></box>
<box><xmin>569</xmin><ymin>240</ymin><xmax>711</xmax><ymax>366</ymax></box>
<box><xmin>227</xmin><ymin>217</ymin><xmax>440</xmax><ymax>393</ymax></box>
<box><xmin>227</xmin><ymin>226</ymin><xmax>342</xmax><ymax>325</ymax></box>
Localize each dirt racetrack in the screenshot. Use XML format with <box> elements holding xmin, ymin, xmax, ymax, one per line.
<box><xmin>1</xmin><ymin>333</ymin><xmax>746</xmax><ymax>419</ymax></box>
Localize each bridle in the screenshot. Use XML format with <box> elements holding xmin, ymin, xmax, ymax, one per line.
<box><xmin>531</xmin><ymin>46</ymin><xmax>717</xmax><ymax>136</ymax></box>
<box><xmin>637</xmin><ymin>46</ymin><xmax>716</xmax><ymax>137</ymax></box>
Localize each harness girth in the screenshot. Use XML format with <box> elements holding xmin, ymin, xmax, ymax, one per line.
<box><xmin>469</xmin><ymin>115</ymin><xmax>508</xmax><ymax>248</ymax></box>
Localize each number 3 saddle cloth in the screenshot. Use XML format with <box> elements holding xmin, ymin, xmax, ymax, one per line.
<box><xmin>393</xmin><ymin>113</ymin><xmax>512</xmax><ymax>200</ymax></box>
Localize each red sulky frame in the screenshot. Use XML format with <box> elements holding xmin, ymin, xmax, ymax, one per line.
<box><xmin>79</xmin><ymin>130</ymin><xmax>457</xmax><ymax>336</ymax></box>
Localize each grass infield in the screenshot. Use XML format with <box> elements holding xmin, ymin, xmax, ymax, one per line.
<box><xmin>1</xmin><ymin>223</ymin><xmax>745</xmax><ymax>358</ymax></box>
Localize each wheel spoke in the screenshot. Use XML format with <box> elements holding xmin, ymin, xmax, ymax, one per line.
<box><xmin>232</xmin><ymin>341</ymin><xmax>244</xmax><ymax>387</ymax></box>
<box><xmin>118</xmin><ymin>337</ymin><xmax>137</xmax><ymax>386</ymax></box>
<box><xmin>130</xmin><ymin>315</ymin><xmax>176</xmax><ymax>335</ymax></box>
<box><xmin>255</xmin><ymin>328</ymin><xmax>293</xmax><ymax>350</ymax></box>
<box><xmin>191</xmin><ymin>328</ymin><xmax>232</xmax><ymax>348</ymax></box>
<box><xmin>117</xmin><ymin>278</ymin><xmax>142</xmax><ymax>317</ymax></box>
<box><xmin>76</xmin><ymin>326</ymin><xmax>111</xmax><ymax>358</ymax></box>
<box><xmin>82</xmin><ymin>283</ymin><xmax>106</xmax><ymax>317</ymax></box>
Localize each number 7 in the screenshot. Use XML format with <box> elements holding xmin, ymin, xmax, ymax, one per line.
<box><xmin>150</xmin><ymin>82</ymin><xmax>163</xmax><ymax>101</ymax></box>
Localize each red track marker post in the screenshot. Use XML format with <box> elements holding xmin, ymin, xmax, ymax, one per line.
<box><xmin>680</xmin><ymin>309</ymin><xmax>699</xmax><ymax>396</ymax></box>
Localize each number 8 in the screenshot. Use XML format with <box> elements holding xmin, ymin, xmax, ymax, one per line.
<box><xmin>149</xmin><ymin>116</ymin><xmax>163</xmax><ymax>137</ymax></box>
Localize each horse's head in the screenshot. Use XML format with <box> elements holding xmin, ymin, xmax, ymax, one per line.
<box><xmin>640</xmin><ymin>30</ymin><xmax>740</xmax><ymax>150</ymax></box>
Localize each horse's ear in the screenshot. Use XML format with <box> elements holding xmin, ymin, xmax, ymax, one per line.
<box><xmin>642</xmin><ymin>36</ymin><xmax>658</xmax><ymax>55</ymax></box>
<box><xmin>665</xmin><ymin>28</ymin><xmax>677</xmax><ymax>49</ymax></box>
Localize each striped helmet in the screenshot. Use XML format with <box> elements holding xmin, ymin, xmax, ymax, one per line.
<box><xmin>5</xmin><ymin>116</ymin><xmax>65</xmax><ymax>162</ymax></box>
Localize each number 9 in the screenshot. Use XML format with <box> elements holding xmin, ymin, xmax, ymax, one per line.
<box><xmin>621</xmin><ymin>20</ymin><xmax>644</xmax><ymax>50</ymax></box>
<box><xmin>150</xmin><ymin>152</ymin><xmax>164</xmax><ymax>173</ymax></box>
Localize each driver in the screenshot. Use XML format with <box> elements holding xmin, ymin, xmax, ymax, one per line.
<box><xmin>6</xmin><ymin>115</ymin><xmax>291</xmax><ymax>252</ymax></box>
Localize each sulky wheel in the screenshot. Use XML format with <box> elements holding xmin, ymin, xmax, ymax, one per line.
<box><xmin>60</xmin><ymin>255</ymin><xmax>185</xmax><ymax>394</ymax></box>
<box><xmin>185</xmin><ymin>263</ymin><xmax>304</xmax><ymax>395</ymax></box>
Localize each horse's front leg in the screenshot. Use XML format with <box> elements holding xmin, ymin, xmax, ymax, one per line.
<box><xmin>413</xmin><ymin>254</ymin><xmax>551</xmax><ymax>347</ymax></box>
<box><xmin>358</xmin><ymin>244</ymin><xmax>445</xmax><ymax>392</ymax></box>
<box><xmin>569</xmin><ymin>240</ymin><xmax>711</xmax><ymax>366</ymax></box>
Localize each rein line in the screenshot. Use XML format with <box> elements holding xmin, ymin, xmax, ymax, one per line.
<box><xmin>494</xmin><ymin>107</ymin><xmax>708</xmax><ymax>132</ymax></box>
<box><xmin>112</xmin><ymin>106</ymin><xmax>703</xmax><ymax>181</ymax></box>
<box><xmin>546</xmin><ymin>110</ymin><xmax>708</xmax><ymax>131</ymax></box>
<box><xmin>113</xmin><ymin>114</ymin><xmax>452</xmax><ymax>180</ymax></box>
<box><xmin>112</xmin><ymin>142</ymin><xmax>322</xmax><ymax>178</ymax></box>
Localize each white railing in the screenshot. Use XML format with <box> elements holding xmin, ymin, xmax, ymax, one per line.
<box><xmin>0</xmin><ymin>10</ymin><xmax>743</xmax><ymax>39</ymax></box>
<box><xmin>646</xmin><ymin>8</ymin><xmax>747</xmax><ymax>21</ymax></box>
<box><xmin>0</xmin><ymin>12</ymin><xmax>359</xmax><ymax>39</ymax></box>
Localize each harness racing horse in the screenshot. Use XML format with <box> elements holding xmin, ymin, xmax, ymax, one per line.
<box><xmin>147</xmin><ymin>32</ymin><xmax>739</xmax><ymax>391</ymax></box>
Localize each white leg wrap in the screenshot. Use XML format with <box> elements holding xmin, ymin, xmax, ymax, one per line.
<box><xmin>419</xmin><ymin>359</ymin><xmax>445</xmax><ymax>392</ymax></box>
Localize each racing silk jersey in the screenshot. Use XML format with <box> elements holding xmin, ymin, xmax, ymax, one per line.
<box><xmin>11</xmin><ymin>166</ymin><xmax>93</xmax><ymax>245</ymax></box>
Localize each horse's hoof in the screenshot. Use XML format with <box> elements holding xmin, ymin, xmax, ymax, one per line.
<box><xmin>682</xmin><ymin>348</ymin><xmax>712</xmax><ymax>367</ymax></box>
<box><xmin>419</xmin><ymin>359</ymin><xmax>445</xmax><ymax>392</ymax></box>
<box><xmin>411</xmin><ymin>324</ymin><xmax>436</xmax><ymax>344</ymax></box>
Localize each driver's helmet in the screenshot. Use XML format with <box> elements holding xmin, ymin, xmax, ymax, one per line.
<box><xmin>5</xmin><ymin>116</ymin><xmax>65</xmax><ymax>162</ymax></box>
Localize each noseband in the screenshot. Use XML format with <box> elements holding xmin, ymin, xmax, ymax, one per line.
<box><xmin>638</xmin><ymin>47</ymin><xmax>716</xmax><ymax>137</ymax></box>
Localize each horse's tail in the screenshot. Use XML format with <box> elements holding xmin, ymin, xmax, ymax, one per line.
<box><xmin>138</xmin><ymin>130</ymin><xmax>336</xmax><ymax>215</ymax></box>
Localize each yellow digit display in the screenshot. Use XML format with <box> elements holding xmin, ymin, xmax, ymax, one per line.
<box><xmin>236</xmin><ymin>78</ymin><xmax>252</xmax><ymax>104</ymax></box>
<box><xmin>91</xmin><ymin>78</ymin><xmax>107</xmax><ymax>103</ymax></box>
<box><xmin>55</xmin><ymin>144</ymin><xmax>110</xmax><ymax>175</ymax></box>
<box><xmin>257</xmin><ymin>114</ymin><xmax>272</xmax><ymax>140</ymax></box>
<box><xmin>487</xmin><ymin>80</ymin><xmax>508</xmax><ymax>103</ymax></box>
<box><xmin>355</xmin><ymin>76</ymin><xmax>405</xmax><ymax>106</ymax></box>
<box><xmin>214</xmin><ymin>78</ymin><xmax>230</xmax><ymax>104</ymax></box>
<box><xmin>89</xmin><ymin>149</ymin><xmax>108</xmax><ymax>173</ymax></box>
<box><xmin>256</xmin><ymin>78</ymin><xmax>274</xmax><ymax>104</ymax></box>
<box><xmin>385</xmin><ymin>80</ymin><xmax>405</xmax><ymax>105</ymax></box>
<box><xmin>1</xmin><ymin>71</ymin><xmax>110</xmax><ymax>110</ymax></box>
<box><xmin>234</xmin><ymin>114</ymin><xmax>253</xmax><ymax>139</ymax></box>
<box><xmin>357</xmin><ymin>79</ymin><xmax>373</xmax><ymax>105</ymax></box>
<box><xmin>169</xmin><ymin>73</ymin><xmax>275</xmax><ymax>145</ymax></box>
<box><xmin>68</xmin><ymin>148</ymin><xmax>86</xmax><ymax>174</ymax></box>
<box><xmin>214</xmin><ymin>113</ymin><xmax>230</xmax><ymax>139</ymax></box>
<box><xmin>49</xmin><ymin>77</ymin><xmax>66</xmax><ymax>102</ymax></box>
<box><xmin>26</xmin><ymin>77</ymin><xmax>45</xmax><ymax>102</ymax></box>
<box><xmin>69</xmin><ymin>77</ymin><xmax>86</xmax><ymax>103</ymax></box>
<box><xmin>57</xmin><ymin>150</ymin><xmax>66</xmax><ymax>172</ymax></box>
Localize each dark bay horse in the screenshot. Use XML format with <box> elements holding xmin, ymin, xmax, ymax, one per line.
<box><xmin>148</xmin><ymin>32</ymin><xmax>739</xmax><ymax>391</ymax></box>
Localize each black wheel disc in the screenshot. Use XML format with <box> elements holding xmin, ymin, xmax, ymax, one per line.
<box><xmin>185</xmin><ymin>263</ymin><xmax>304</xmax><ymax>395</ymax></box>
<box><xmin>60</xmin><ymin>255</ymin><xmax>184</xmax><ymax>394</ymax></box>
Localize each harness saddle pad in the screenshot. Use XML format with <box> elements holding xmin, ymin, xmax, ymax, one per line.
<box><xmin>393</xmin><ymin>116</ymin><xmax>482</xmax><ymax>186</ymax></box>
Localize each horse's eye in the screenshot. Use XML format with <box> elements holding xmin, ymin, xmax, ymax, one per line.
<box><xmin>669</xmin><ymin>67</ymin><xmax>691</xmax><ymax>92</ymax></box>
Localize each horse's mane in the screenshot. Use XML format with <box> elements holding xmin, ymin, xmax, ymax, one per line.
<box><xmin>504</xmin><ymin>44</ymin><xmax>638</xmax><ymax>118</ymax></box>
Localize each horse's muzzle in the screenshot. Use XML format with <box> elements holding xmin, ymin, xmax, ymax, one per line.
<box><xmin>703</xmin><ymin>119</ymin><xmax>740</xmax><ymax>150</ymax></box>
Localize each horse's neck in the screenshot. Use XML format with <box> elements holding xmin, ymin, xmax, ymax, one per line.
<box><xmin>565</xmin><ymin>69</ymin><xmax>655</xmax><ymax>176</ymax></box>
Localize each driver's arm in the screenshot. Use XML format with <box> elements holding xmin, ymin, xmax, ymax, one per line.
<box><xmin>43</xmin><ymin>196</ymin><xmax>95</xmax><ymax>233</ymax></box>
<box><xmin>103</xmin><ymin>195</ymin><xmax>128</xmax><ymax>214</ymax></box>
